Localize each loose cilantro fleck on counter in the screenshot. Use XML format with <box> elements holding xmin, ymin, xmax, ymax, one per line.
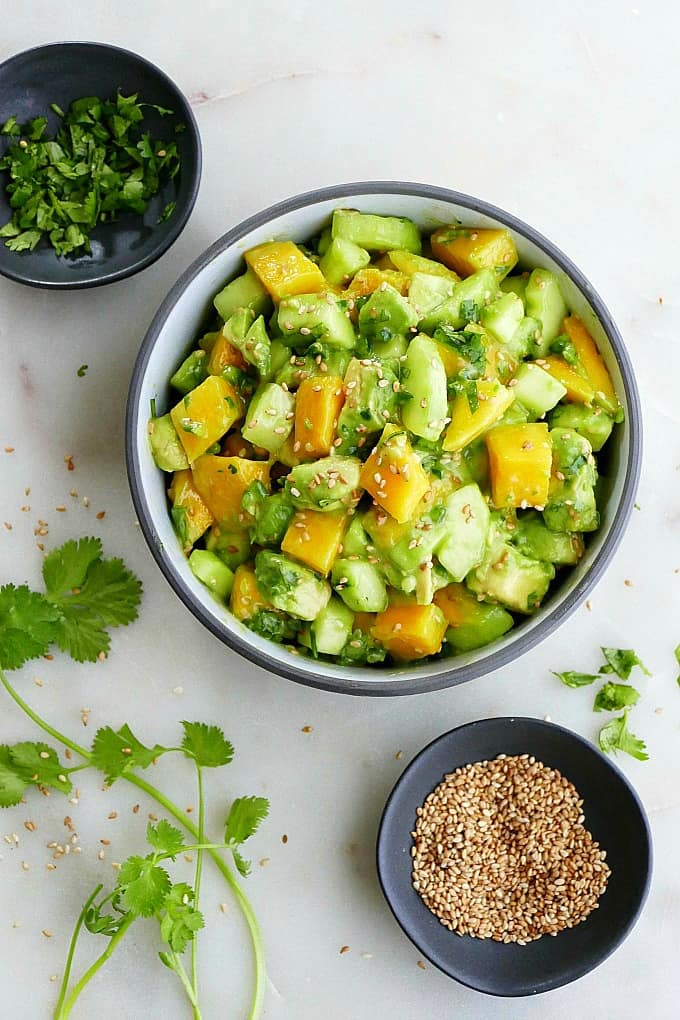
<box><xmin>600</xmin><ymin>647</ymin><xmax>651</xmax><ymax>680</ymax></box>
<box><xmin>593</xmin><ymin>681</ymin><xmax>640</xmax><ymax>712</ymax></box>
<box><xmin>552</xmin><ymin>670</ymin><xmax>599</xmax><ymax>688</ymax></box>
<box><xmin>598</xmin><ymin>712</ymin><xmax>649</xmax><ymax>761</ymax></box>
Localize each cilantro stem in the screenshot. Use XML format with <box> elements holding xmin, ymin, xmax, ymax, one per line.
<box><xmin>54</xmin><ymin>884</ymin><xmax>102</xmax><ymax>1017</ymax></box>
<box><xmin>169</xmin><ymin>949</ymin><xmax>203</xmax><ymax>1018</ymax></box>
<box><xmin>57</xmin><ymin>910</ymin><xmax>136</xmax><ymax>1019</ymax></box>
<box><xmin>191</xmin><ymin>765</ymin><xmax>204</xmax><ymax>1014</ymax></box>
<box><xmin>0</xmin><ymin>670</ymin><xmax>266</xmax><ymax>1020</ymax></box>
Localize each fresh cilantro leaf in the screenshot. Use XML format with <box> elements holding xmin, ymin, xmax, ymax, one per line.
<box><xmin>42</xmin><ymin>536</ymin><xmax>102</xmax><ymax>597</ymax></box>
<box><xmin>0</xmin><ymin>746</ymin><xmax>28</xmax><ymax>807</ymax></box>
<box><xmin>550</xmin><ymin>334</ymin><xmax>579</xmax><ymax>366</ymax></box>
<box><xmin>593</xmin><ymin>681</ymin><xmax>640</xmax><ymax>712</ymax></box>
<box><xmin>459</xmin><ymin>299</ymin><xmax>480</xmax><ymax>322</ymax></box>
<box><xmin>246</xmin><ymin>610</ymin><xmax>296</xmax><ymax>643</ymax></box>
<box><xmin>117</xmin><ymin>855</ymin><xmax>172</xmax><ymax>917</ymax></box>
<box><xmin>147</xmin><ymin>819</ymin><xmax>185</xmax><ymax>858</ymax></box>
<box><xmin>180</xmin><ymin>722</ymin><xmax>234</xmax><ymax>769</ymax></box>
<box><xmin>6</xmin><ymin>229</ymin><xmax>42</xmax><ymax>252</ymax></box>
<box><xmin>85</xmin><ymin>891</ymin><xmax>127</xmax><ymax>936</ymax></box>
<box><xmin>337</xmin><ymin>628</ymin><xmax>387</xmax><ymax>666</ymax></box>
<box><xmin>77</xmin><ymin>364</ymin><xmax>88</xmax><ymax>378</ymax></box>
<box><xmin>598</xmin><ymin>712</ymin><xmax>649</xmax><ymax>761</ymax></box>
<box><xmin>9</xmin><ymin>741</ymin><xmax>72</xmax><ymax>794</ymax></box>
<box><xmin>90</xmin><ymin>724</ymin><xmax>169</xmax><ymax>784</ymax></box>
<box><xmin>0</xmin><ymin>584</ymin><xmax>62</xmax><ymax>670</ymax></box>
<box><xmin>552</xmin><ymin>670</ymin><xmax>599</xmax><ymax>688</ymax></box>
<box><xmin>600</xmin><ymin>647</ymin><xmax>651</xmax><ymax>680</ymax></box>
<box><xmin>225</xmin><ymin>796</ymin><xmax>269</xmax><ymax>846</ymax></box>
<box><xmin>159</xmin><ymin>883</ymin><xmax>204</xmax><ymax>953</ymax></box>
<box><xmin>231</xmin><ymin>847</ymin><xmax>252</xmax><ymax>878</ymax></box>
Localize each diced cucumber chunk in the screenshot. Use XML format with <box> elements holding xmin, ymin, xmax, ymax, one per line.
<box><xmin>435</xmin><ymin>484</ymin><xmax>490</xmax><ymax>581</ymax></box>
<box><xmin>408</xmin><ymin>273</ymin><xmax>456</xmax><ymax>318</ymax></box>
<box><xmin>286</xmin><ymin>456</ymin><xmax>362</xmax><ymax>512</ymax></box>
<box><xmin>270</xmin><ymin>339</ymin><xmax>290</xmax><ymax>376</ymax></box>
<box><xmin>420</xmin><ymin>269</ymin><xmax>499</xmax><ymax>332</ymax></box>
<box><xmin>543</xmin><ymin>427</ymin><xmax>599</xmax><ymax>533</ymax></box>
<box><xmin>223</xmin><ymin>309</ymin><xmax>271</xmax><ymax>379</ymax></box>
<box><xmin>525</xmin><ymin>269</ymin><xmax>568</xmax><ymax>355</ymax></box>
<box><xmin>342</xmin><ymin>515</ymin><xmax>370</xmax><ymax>558</ymax></box>
<box><xmin>372</xmin><ymin>334</ymin><xmax>408</xmax><ymax>359</ymax></box>
<box><xmin>511</xmin><ymin>363</ymin><xmax>567</xmax><ymax>419</ymax></box>
<box><xmin>255</xmin><ymin>551</ymin><xmax>331</xmax><ymax>621</ymax></box>
<box><xmin>446</xmin><ymin>603</ymin><xmax>514</xmax><ymax>652</ymax></box>
<box><xmin>148</xmin><ymin>414</ymin><xmax>189</xmax><ymax>472</ymax></box>
<box><xmin>205</xmin><ymin>527</ymin><xmax>251</xmax><ymax>571</ymax></box>
<box><xmin>512</xmin><ymin>512</ymin><xmax>584</xmax><ymax>565</ymax></box>
<box><xmin>311</xmin><ymin>597</ymin><xmax>355</xmax><ymax>654</ymax></box>
<box><xmin>317</xmin><ymin>225</ymin><xmax>333</xmax><ymax>256</ymax></box>
<box><xmin>479</xmin><ymin>292</ymin><xmax>524</xmax><ymax>347</ymax></box>
<box><xmin>332</xmin><ymin>209</ymin><xmax>422</xmax><ymax>254</ymax></box>
<box><xmin>278</xmin><ymin>293</ymin><xmax>356</xmax><ymax>350</ymax></box>
<box><xmin>214</xmin><ymin>267</ymin><xmax>271</xmax><ymax>321</ymax></box>
<box><xmin>319</xmin><ymin>237</ymin><xmax>370</xmax><ymax>285</ymax></box>
<box><xmin>401</xmin><ymin>335</ymin><xmax>448</xmax><ymax>441</ymax></box>
<box><xmin>242</xmin><ymin>484</ymin><xmax>294</xmax><ymax>546</ymax></box>
<box><xmin>548</xmin><ymin>404</ymin><xmax>614</xmax><ymax>452</ymax></box>
<box><xmin>335</xmin><ymin>358</ymin><xmax>399</xmax><ymax>452</ymax></box>
<box><xmin>170</xmin><ymin>350</ymin><xmax>209</xmax><ymax>394</ymax></box>
<box><xmin>358</xmin><ymin>284</ymin><xmax>418</xmax><ymax>341</ymax></box>
<box><xmin>332</xmin><ymin>558</ymin><xmax>388</xmax><ymax>612</ymax></box>
<box><xmin>242</xmin><ymin>383</ymin><xmax>295</xmax><ymax>453</ymax></box>
<box><xmin>466</xmin><ymin>540</ymin><xmax>555</xmax><ymax>614</ymax></box>
<box><xmin>500</xmin><ymin>274</ymin><xmax>528</xmax><ymax>303</ymax></box>
<box><xmin>189</xmin><ymin>550</ymin><xmax>234</xmax><ymax>601</ymax></box>
<box><xmin>507</xmin><ymin>316</ymin><xmax>540</xmax><ymax>361</ymax></box>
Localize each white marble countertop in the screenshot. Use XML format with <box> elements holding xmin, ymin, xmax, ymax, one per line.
<box><xmin>1</xmin><ymin>2</ymin><xmax>679</xmax><ymax>1018</ymax></box>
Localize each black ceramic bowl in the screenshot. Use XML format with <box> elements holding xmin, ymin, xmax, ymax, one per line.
<box><xmin>0</xmin><ymin>42</ymin><xmax>201</xmax><ymax>289</ymax></box>
<box><xmin>377</xmin><ymin>717</ymin><xmax>652</xmax><ymax>996</ymax></box>
<box><xmin>126</xmin><ymin>183</ymin><xmax>642</xmax><ymax>696</ymax></box>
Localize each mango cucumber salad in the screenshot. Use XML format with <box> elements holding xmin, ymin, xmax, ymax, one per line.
<box><xmin>148</xmin><ymin>209</ymin><xmax>622</xmax><ymax>666</ymax></box>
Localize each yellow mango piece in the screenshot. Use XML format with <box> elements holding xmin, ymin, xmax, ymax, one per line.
<box><xmin>230</xmin><ymin>563</ymin><xmax>271</xmax><ymax>621</ymax></box>
<box><xmin>434</xmin><ymin>583</ymin><xmax>479</xmax><ymax>627</ymax></box>
<box><xmin>540</xmin><ymin>356</ymin><xmax>596</xmax><ymax>406</ymax></box>
<box><xmin>431</xmin><ymin>226</ymin><xmax>518</xmax><ymax>278</ymax></box>
<box><xmin>485</xmin><ymin>423</ymin><xmax>552</xmax><ymax>509</ymax></box>
<box><xmin>359</xmin><ymin>425</ymin><xmax>431</xmax><ymax>524</ymax></box>
<box><xmin>353</xmin><ymin>611</ymin><xmax>376</xmax><ymax>633</ymax></box>
<box><xmin>294</xmin><ymin>375</ymin><xmax>346</xmax><ymax>459</ymax></box>
<box><xmin>562</xmin><ymin>316</ymin><xmax>619</xmax><ymax>415</ymax></box>
<box><xmin>170</xmin><ymin>375</ymin><xmax>244</xmax><ymax>462</ymax></box>
<box><xmin>220</xmin><ymin>432</ymin><xmax>268</xmax><ymax>459</ymax></box>
<box><xmin>344</xmin><ymin>266</ymin><xmax>409</xmax><ymax>299</ymax></box>
<box><xmin>443</xmin><ymin>379</ymin><xmax>514</xmax><ymax>452</ymax></box>
<box><xmin>371</xmin><ymin>601</ymin><xmax>447</xmax><ymax>661</ymax></box>
<box><xmin>280</xmin><ymin>508</ymin><xmax>348</xmax><ymax>576</ymax></box>
<box><xmin>208</xmin><ymin>333</ymin><xmax>249</xmax><ymax>375</ymax></box>
<box><xmin>168</xmin><ymin>470</ymin><xmax>214</xmax><ymax>551</ymax></box>
<box><xmin>192</xmin><ymin>456</ymin><xmax>270</xmax><ymax>528</ymax></box>
<box><xmin>384</xmin><ymin>249</ymin><xmax>460</xmax><ymax>280</ymax></box>
<box><xmin>434</xmin><ymin>339</ymin><xmax>468</xmax><ymax>377</ymax></box>
<box><xmin>245</xmin><ymin>241</ymin><xmax>325</xmax><ymax>301</ymax></box>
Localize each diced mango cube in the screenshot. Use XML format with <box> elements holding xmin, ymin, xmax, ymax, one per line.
<box><xmin>170</xmin><ymin>375</ymin><xmax>244</xmax><ymax>462</ymax></box>
<box><xmin>230</xmin><ymin>563</ymin><xmax>272</xmax><ymax>621</ymax></box>
<box><xmin>245</xmin><ymin>241</ymin><xmax>325</xmax><ymax>301</ymax></box>
<box><xmin>353</xmin><ymin>612</ymin><xmax>376</xmax><ymax>633</ymax></box>
<box><xmin>168</xmin><ymin>470</ymin><xmax>214</xmax><ymax>551</ymax></box>
<box><xmin>359</xmin><ymin>425</ymin><xmax>431</xmax><ymax>524</ymax></box>
<box><xmin>192</xmin><ymin>455</ymin><xmax>270</xmax><ymax>527</ymax></box>
<box><xmin>208</xmin><ymin>332</ymin><xmax>249</xmax><ymax>375</ymax></box>
<box><xmin>561</xmin><ymin>316</ymin><xmax>619</xmax><ymax>415</ymax></box>
<box><xmin>540</xmin><ymin>355</ymin><xmax>596</xmax><ymax>406</ymax></box>
<box><xmin>371</xmin><ymin>601</ymin><xmax>447</xmax><ymax>660</ymax></box>
<box><xmin>280</xmin><ymin>509</ymin><xmax>348</xmax><ymax>576</ymax></box>
<box><xmin>485</xmin><ymin>422</ymin><xmax>552</xmax><ymax>509</ymax></box>
<box><xmin>443</xmin><ymin>379</ymin><xmax>514</xmax><ymax>452</ymax></box>
<box><xmin>431</xmin><ymin>226</ymin><xmax>518</xmax><ymax>278</ymax></box>
<box><xmin>344</xmin><ymin>267</ymin><xmax>409</xmax><ymax>299</ymax></box>
<box><xmin>295</xmin><ymin>375</ymin><xmax>346</xmax><ymax>459</ymax></box>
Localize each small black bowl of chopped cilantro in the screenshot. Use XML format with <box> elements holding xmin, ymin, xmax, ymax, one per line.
<box><xmin>0</xmin><ymin>41</ymin><xmax>201</xmax><ymax>289</ymax></box>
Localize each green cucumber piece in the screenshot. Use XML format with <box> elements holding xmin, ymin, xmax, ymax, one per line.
<box><xmin>189</xmin><ymin>550</ymin><xmax>234</xmax><ymax>601</ymax></box>
<box><xmin>511</xmin><ymin>363</ymin><xmax>567</xmax><ymax>419</ymax></box>
<box><xmin>311</xmin><ymin>597</ymin><xmax>355</xmax><ymax>655</ymax></box>
<box><xmin>435</xmin><ymin>484</ymin><xmax>490</xmax><ymax>582</ymax></box>
<box><xmin>319</xmin><ymin>237</ymin><xmax>370</xmax><ymax>285</ymax></box>
<box><xmin>332</xmin><ymin>558</ymin><xmax>389</xmax><ymax>612</ymax></box>
<box><xmin>205</xmin><ymin>527</ymin><xmax>251</xmax><ymax>571</ymax></box>
<box><xmin>278</xmin><ymin>293</ymin><xmax>356</xmax><ymax>350</ymax></box>
<box><xmin>332</xmin><ymin>209</ymin><xmax>421</xmax><ymax>253</ymax></box>
<box><xmin>479</xmin><ymin>291</ymin><xmax>524</xmax><ymax>347</ymax></box>
<box><xmin>242</xmin><ymin>383</ymin><xmax>295</xmax><ymax>453</ymax></box>
<box><xmin>170</xmin><ymin>350</ymin><xmax>209</xmax><ymax>394</ymax></box>
<box><xmin>446</xmin><ymin>603</ymin><xmax>514</xmax><ymax>652</ymax></box>
<box><xmin>408</xmin><ymin>273</ymin><xmax>456</xmax><ymax>318</ymax></box>
<box><xmin>420</xmin><ymin>269</ymin><xmax>500</xmax><ymax>332</ymax></box>
<box><xmin>148</xmin><ymin>414</ymin><xmax>189</xmax><ymax>472</ymax></box>
<box><xmin>401</xmin><ymin>334</ymin><xmax>448</xmax><ymax>441</ymax></box>
<box><xmin>512</xmin><ymin>512</ymin><xmax>584</xmax><ymax>565</ymax></box>
<box><xmin>358</xmin><ymin>284</ymin><xmax>418</xmax><ymax>341</ymax></box>
<box><xmin>525</xmin><ymin>269</ymin><xmax>568</xmax><ymax>355</ymax></box>
<box><xmin>548</xmin><ymin>404</ymin><xmax>614</xmax><ymax>452</ymax></box>
<box><xmin>255</xmin><ymin>551</ymin><xmax>331</xmax><ymax>621</ymax></box>
<box><xmin>214</xmin><ymin>268</ymin><xmax>271</xmax><ymax>321</ymax></box>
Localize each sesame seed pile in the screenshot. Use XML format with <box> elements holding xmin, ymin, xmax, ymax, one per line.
<box><xmin>411</xmin><ymin>754</ymin><xmax>610</xmax><ymax>943</ymax></box>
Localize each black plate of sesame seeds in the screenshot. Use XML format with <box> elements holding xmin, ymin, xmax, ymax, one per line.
<box><xmin>376</xmin><ymin>716</ymin><xmax>652</xmax><ymax>996</ymax></box>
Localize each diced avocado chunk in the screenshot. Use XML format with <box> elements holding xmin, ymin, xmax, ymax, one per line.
<box><xmin>358</xmin><ymin>284</ymin><xmax>419</xmax><ymax>341</ymax></box>
<box><xmin>332</xmin><ymin>209</ymin><xmax>422</xmax><ymax>254</ymax></box>
<box><xmin>401</xmin><ymin>335</ymin><xmax>448</xmax><ymax>441</ymax></box>
<box><xmin>205</xmin><ymin>526</ymin><xmax>251</xmax><ymax>571</ymax></box>
<box><xmin>269</xmin><ymin>339</ymin><xmax>290</xmax><ymax>376</ymax></box>
<box><xmin>242</xmin><ymin>383</ymin><xmax>295</xmax><ymax>453</ymax></box>
<box><xmin>548</xmin><ymin>404</ymin><xmax>614</xmax><ymax>452</ymax></box>
<box><xmin>511</xmin><ymin>363</ymin><xmax>567</xmax><ymax>419</ymax></box>
<box><xmin>497</xmin><ymin>401</ymin><xmax>531</xmax><ymax>427</ymax></box>
<box><xmin>335</xmin><ymin>358</ymin><xmax>399</xmax><ymax>453</ymax></box>
<box><xmin>446</xmin><ymin>601</ymin><xmax>514</xmax><ymax>652</ymax></box>
<box><xmin>420</xmin><ymin>269</ymin><xmax>500</xmax><ymax>332</ymax></box>
<box><xmin>189</xmin><ymin>549</ymin><xmax>234</xmax><ymax>601</ymax></box>
<box><xmin>506</xmin><ymin>316</ymin><xmax>540</xmax><ymax>361</ymax></box>
<box><xmin>480</xmin><ymin>292</ymin><xmax>524</xmax><ymax>348</ymax></box>
<box><xmin>466</xmin><ymin>539</ymin><xmax>555</xmax><ymax>614</ymax></box>
<box><xmin>214</xmin><ymin>267</ymin><xmax>271</xmax><ymax>321</ymax></box>
<box><xmin>363</xmin><ymin>504</ymin><xmax>446</xmax><ymax>575</ymax></box>
<box><xmin>319</xmin><ymin>237</ymin><xmax>370</xmax><ymax>285</ymax></box>
<box><xmin>274</xmin><ymin>348</ymin><xmax>352</xmax><ymax>390</ymax></box>
<box><xmin>286</xmin><ymin>456</ymin><xmax>362</xmax><ymax>512</ymax></box>
<box><xmin>277</xmin><ymin>293</ymin><xmax>356</xmax><ymax>350</ymax></box>
<box><xmin>500</xmin><ymin>274</ymin><xmax>529</xmax><ymax>302</ymax></box>
<box><xmin>148</xmin><ymin>414</ymin><xmax>189</xmax><ymax>472</ymax></box>
<box><xmin>242</xmin><ymin>481</ymin><xmax>294</xmax><ymax>546</ymax></box>
<box><xmin>255</xmin><ymin>551</ymin><xmax>331</xmax><ymax>621</ymax></box>
<box><xmin>170</xmin><ymin>350</ymin><xmax>209</xmax><ymax>394</ymax></box>
<box><xmin>435</xmin><ymin>484</ymin><xmax>490</xmax><ymax>582</ymax></box>
<box><xmin>525</xmin><ymin>269</ymin><xmax>568</xmax><ymax>355</ymax></box>
<box><xmin>331</xmin><ymin>558</ymin><xmax>389</xmax><ymax>612</ymax></box>
<box><xmin>408</xmin><ymin>273</ymin><xmax>456</xmax><ymax>318</ymax></box>
<box><xmin>223</xmin><ymin>309</ymin><xmax>271</xmax><ymax>379</ymax></box>
<box><xmin>342</xmin><ymin>514</ymin><xmax>370</xmax><ymax>558</ymax></box>
<box><xmin>310</xmin><ymin>597</ymin><xmax>355</xmax><ymax>655</ymax></box>
<box><xmin>198</xmin><ymin>331</ymin><xmax>220</xmax><ymax>354</ymax></box>
<box><xmin>512</xmin><ymin>511</ymin><xmax>584</xmax><ymax>565</ymax></box>
<box><xmin>543</xmin><ymin>427</ymin><xmax>599</xmax><ymax>533</ymax></box>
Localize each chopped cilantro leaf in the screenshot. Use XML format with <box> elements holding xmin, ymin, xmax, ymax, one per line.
<box><xmin>593</xmin><ymin>681</ymin><xmax>640</xmax><ymax>712</ymax></box>
<box><xmin>117</xmin><ymin>855</ymin><xmax>172</xmax><ymax>917</ymax></box>
<box><xmin>552</xmin><ymin>670</ymin><xmax>599</xmax><ymax>688</ymax></box>
<box><xmin>77</xmin><ymin>364</ymin><xmax>88</xmax><ymax>378</ymax></box>
<box><xmin>225</xmin><ymin>796</ymin><xmax>270</xmax><ymax>846</ymax></box>
<box><xmin>0</xmin><ymin>745</ymin><xmax>28</xmax><ymax>807</ymax></box>
<box><xmin>159</xmin><ymin>883</ymin><xmax>204</xmax><ymax>953</ymax></box>
<box><xmin>600</xmin><ymin>647</ymin><xmax>651</xmax><ymax>680</ymax></box>
<box><xmin>598</xmin><ymin>712</ymin><xmax>649</xmax><ymax>761</ymax></box>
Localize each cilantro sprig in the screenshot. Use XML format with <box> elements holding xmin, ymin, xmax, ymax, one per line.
<box><xmin>0</xmin><ymin>93</ymin><xmax>182</xmax><ymax>257</ymax></box>
<box><xmin>0</xmin><ymin>538</ymin><xmax>268</xmax><ymax>1020</ymax></box>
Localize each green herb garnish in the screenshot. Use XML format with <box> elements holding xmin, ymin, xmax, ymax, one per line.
<box><xmin>600</xmin><ymin>647</ymin><xmax>651</xmax><ymax>680</ymax></box>
<box><xmin>593</xmin><ymin>681</ymin><xmax>640</xmax><ymax>712</ymax></box>
<box><xmin>552</xmin><ymin>670</ymin><xmax>599</xmax><ymax>688</ymax></box>
<box><xmin>598</xmin><ymin>711</ymin><xmax>649</xmax><ymax>761</ymax></box>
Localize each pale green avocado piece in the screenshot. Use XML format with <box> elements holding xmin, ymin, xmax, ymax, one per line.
<box><xmin>285</xmin><ymin>456</ymin><xmax>362</xmax><ymax>512</ymax></box>
<box><xmin>548</xmin><ymin>404</ymin><xmax>614</xmax><ymax>452</ymax></box>
<box><xmin>255</xmin><ymin>551</ymin><xmax>331</xmax><ymax>621</ymax></box>
<box><xmin>148</xmin><ymin>414</ymin><xmax>189</xmax><ymax>472</ymax></box>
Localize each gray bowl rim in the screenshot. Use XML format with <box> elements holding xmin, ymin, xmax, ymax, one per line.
<box><xmin>375</xmin><ymin>715</ymin><xmax>653</xmax><ymax>996</ymax></box>
<box><xmin>0</xmin><ymin>40</ymin><xmax>202</xmax><ymax>290</ymax></box>
<box><xmin>125</xmin><ymin>180</ymin><xmax>643</xmax><ymax>697</ymax></box>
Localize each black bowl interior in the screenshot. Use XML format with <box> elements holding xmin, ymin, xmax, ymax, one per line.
<box><xmin>377</xmin><ymin>717</ymin><xmax>652</xmax><ymax>996</ymax></box>
<box><xmin>0</xmin><ymin>42</ymin><xmax>201</xmax><ymax>289</ymax></box>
